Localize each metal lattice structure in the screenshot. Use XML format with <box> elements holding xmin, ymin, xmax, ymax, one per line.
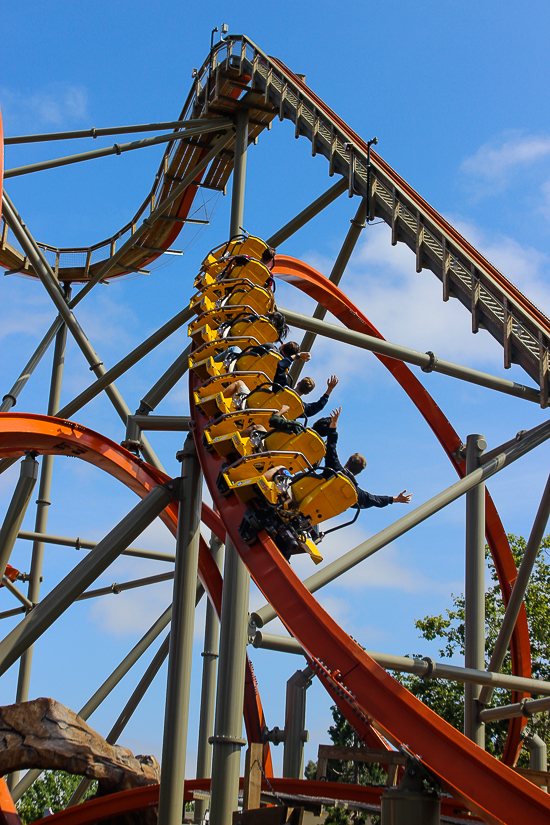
<box><xmin>2</xmin><ymin>32</ymin><xmax>550</xmax><ymax>825</ymax></box>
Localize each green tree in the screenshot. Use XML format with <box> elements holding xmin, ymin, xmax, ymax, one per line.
<box><xmin>308</xmin><ymin>705</ymin><xmax>383</xmax><ymax>825</ymax></box>
<box><xmin>16</xmin><ymin>772</ymin><xmax>97</xmax><ymax>825</ymax></box>
<box><xmin>399</xmin><ymin>533</ymin><xmax>550</xmax><ymax>763</ymax></box>
<box><xmin>308</xmin><ymin>533</ymin><xmax>550</xmax><ymax>824</ymax></box>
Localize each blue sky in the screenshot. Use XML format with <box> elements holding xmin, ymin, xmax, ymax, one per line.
<box><xmin>2</xmin><ymin>0</ymin><xmax>550</xmax><ymax>780</ymax></box>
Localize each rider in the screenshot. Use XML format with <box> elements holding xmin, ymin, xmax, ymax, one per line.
<box><xmin>325</xmin><ymin>407</ymin><xmax>412</xmax><ymax>509</ymax></box>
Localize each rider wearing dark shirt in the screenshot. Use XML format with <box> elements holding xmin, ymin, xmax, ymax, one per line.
<box><xmin>325</xmin><ymin>407</ymin><xmax>412</xmax><ymax>510</ymax></box>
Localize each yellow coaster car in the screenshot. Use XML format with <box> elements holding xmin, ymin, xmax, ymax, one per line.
<box><xmin>193</xmin><ymin>371</ymin><xmax>269</xmax><ymax>417</ymax></box>
<box><xmin>188</xmin><ymin>305</ymin><xmax>257</xmax><ymax>340</ymax></box>
<box><xmin>263</xmin><ymin>428</ymin><xmax>326</xmax><ymax>468</ymax></box>
<box><xmin>219</xmin><ymin>452</ymin><xmax>312</xmax><ymax>503</ymax></box>
<box><xmin>204</xmin><ymin>410</ymin><xmax>278</xmax><ymax>442</ymax></box>
<box><xmin>188</xmin><ymin>353</ymin><xmax>225</xmax><ymax>382</ymax></box>
<box><xmin>201</xmin><ymin>234</ymin><xmax>270</xmax><ymax>270</ymax></box>
<box><xmin>194</xmin><ymin>258</ymin><xmax>273</xmax><ymax>291</ymax></box>
<box><xmin>233</xmin><ymin>349</ymin><xmax>281</xmax><ymax>381</ymax></box>
<box><xmin>189</xmin><ymin>336</ymin><xmax>261</xmax><ymax>379</ymax></box>
<box><xmin>286</xmin><ymin>470</ymin><xmax>358</xmax><ymax>525</ymax></box>
<box><xmin>190</xmin><ymin>281</ymin><xmax>274</xmax><ymax>317</ymax></box>
<box><xmin>245</xmin><ymin>386</ymin><xmax>304</xmax><ymax>419</ymax></box>
<box><xmin>188</xmin><ymin>311</ymin><xmax>279</xmax><ymax>347</ymax></box>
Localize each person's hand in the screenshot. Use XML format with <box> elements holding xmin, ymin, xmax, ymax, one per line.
<box><xmin>326</xmin><ymin>375</ymin><xmax>339</xmax><ymax>394</ymax></box>
<box><xmin>394</xmin><ymin>490</ymin><xmax>412</xmax><ymax>504</ymax></box>
<box><xmin>279</xmin><ymin>404</ymin><xmax>291</xmax><ymax>416</ymax></box>
<box><xmin>298</xmin><ymin>351</ymin><xmax>311</xmax><ymax>362</ymax></box>
<box><xmin>330</xmin><ymin>407</ymin><xmax>341</xmax><ymax>429</ymax></box>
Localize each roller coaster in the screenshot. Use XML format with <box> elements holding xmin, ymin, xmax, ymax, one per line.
<box><xmin>2</xmin><ymin>31</ymin><xmax>550</xmax><ymax>825</ymax></box>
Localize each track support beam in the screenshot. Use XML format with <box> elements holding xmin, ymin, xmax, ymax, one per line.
<box><xmin>194</xmin><ymin>532</ymin><xmax>224</xmax><ymax>824</ymax></box>
<box><xmin>158</xmin><ymin>436</ymin><xmax>203</xmax><ymax>825</ymax></box>
<box><xmin>464</xmin><ymin>434</ymin><xmax>486</xmax><ymax>747</ymax></box>
<box><xmin>209</xmin><ymin>535</ymin><xmax>250</xmax><ymax>825</ymax></box>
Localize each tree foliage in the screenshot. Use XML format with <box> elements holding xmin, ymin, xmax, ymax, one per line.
<box><xmin>398</xmin><ymin>533</ymin><xmax>550</xmax><ymax>763</ymax></box>
<box><xmin>306</xmin><ymin>533</ymin><xmax>550</xmax><ymax>823</ymax></box>
<box><xmin>308</xmin><ymin>705</ymin><xmax>382</xmax><ymax>825</ymax></box>
<box><xmin>16</xmin><ymin>771</ymin><xmax>97</xmax><ymax>825</ymax></box>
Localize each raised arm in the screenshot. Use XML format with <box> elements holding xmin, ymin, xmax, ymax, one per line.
<box><xmin>325</xmin><ymin>375</ymin><xmax>339</xmax><ymax>396</ymax></box>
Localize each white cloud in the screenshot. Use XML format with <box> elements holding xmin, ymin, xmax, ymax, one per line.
<box><xmin>461</xmin><ymin>131</ymin><xmax>550</xmax><ymax>195</ymax></box>
<box><xmin>0</xmin><ymin>84</ymin><xmax>89</xmax><ymax>128</ymax></box>
<box><xmin>290</xmin><ymin>522</ymin><xmax>459</xmax><ymax>597</ymax></box>
<box><xmin>336</xmin><ymin>225</ymin><xmax>507</xmax><ymax>369</ymax></box>
<box><xmin>541</xmin><ymin>179</ymin><xmax>550</xmax><ymax>221</ymax></box>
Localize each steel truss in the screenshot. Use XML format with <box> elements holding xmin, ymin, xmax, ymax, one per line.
<box><xmin>1</xmin><ymin>30</ymin><xmax>550</xmax><ymax>825</ymax></box>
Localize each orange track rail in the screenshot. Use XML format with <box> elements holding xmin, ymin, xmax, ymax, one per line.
<box><xmin>272</xmin><ymin>255</ymin><xmax>531</xmax><ymax>766</ymax></box>
<box><xmin>185</xmin><ymin>259</ymin><xmax>547</xmax><ymax>824</ymax></box>
<box><xmin>0</xmin><ymin>413</ymin><xmax>272</xmax><ymax>777</ymax></box>
<box><xmin>23</xmin><ymin>777</ymin><xmax>484</xmax><ymax>825</ymax></box>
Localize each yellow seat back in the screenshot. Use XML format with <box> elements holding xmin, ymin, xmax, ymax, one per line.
<box><xmin>195</xmin><ymin>371</ymin><xmax>268</xmax><ymax>401</ymax></box>
<box><xmin>224</xmin><ymin>452</ymin><xmax>310</xmax><ymax>485</ymax></box>
<box><xmin>189</xmin><ymin>354</ymin><xmax>223</xmax><ymax>382</ymax></box>
<box><xmin>203</xmin><ymin>235</ymin><xmax>269</xmax><ymax>267</ymax></box>
<box><xmin>189</xmin><ymin>294</ymin><xmax>216</xmax><ymax>315</ymax></box>
<box><xmin>190</xmin><ymin>278</ymin><xmax>260</xmax><ymax>309</ymax></box>
<box><xmin>205</xmin><ymin>410</ymin><xmax>277</xmax><ymax>440</ymax></box>
<box><xmin>246</xmin><ymin>387</ymin><xmax>304</xmax><ymax>419</ymax></box>
<box><xmin>288</xmin><ymin>474</ymin><xmax>325</xmax><ymax>505</ymax></box>
<box><xmin>297</xmin><ymin>473</ymin><xmax>358</xmax><ymax>525</ymax></box>
<box><xmin>188</xmin><ymin>323</ymin><xmax>216</xmax><ymax>345</ymax></box>
<box><xmin>191</xmin><ymin>336</ymin><xmax>260</xmax><ymax>365</ymax></box>
<box><xmin>264</xmin><ymin>429</ymin><xmax>326</xmax><ymax>467</ymax></box>
<box><xmin>204</xmin><ymin>430</ymin><xmax>251</xmax><ymax>459</ymax></box>
<box><xmin>194</xmin><ymin>270</ymin><xmax>216</xmax><ymax>290</ymax></box>
<box><xmin>188</xmin><ymin>306</ymin><xmax>256</xmax><ymax>338</ymax></box>
<box><xmin>229</xmin><ymin>318</ymin><xmax>278</xmax><ymax>344</ymax></box>
<box><xmin>235</xmin><ymin>350</ymin><xmax>281</xmax><ymax>380</ymax></box>
<box><xmin>224</xmin><ymin>285</ymin><xmax>273</xmax><ymax>315</ymax></box>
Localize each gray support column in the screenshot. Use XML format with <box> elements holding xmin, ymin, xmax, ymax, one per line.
<box><xmin>157</xmin><ymin>437</ymin><xmax>203</xmax><ymax>825</ymax></box>
<box><xmin>464</xmin><ymin>434</ymin><xmax>486</xmax><ymax>747</ymax></box>
<box><xmin>194</xmin><ymin>532</ymin><xmax>224</xmax><ymax>824</ymax></box>
<box><xmin>230</xmin><ymin>109</ymin><xmax>249</xmax><ymax>238</ymax></box>
<box><xmin>267</xmin><ymin>178</ymin><xmax>348</xmax><ymax>249</ymax></box>
<box><xmin>0</xmin><ymin>455</ymin><xmax>39</xmax><ymax>580</ymax></box>
<box><xmin>381</xmin><ymin>758</ymin><xmax>440</xmax><ymax>824</ymax></box>
<box><xmin>291</xmin><ymin>198</ymin><xmax>367</xmax><ymax>382</ymax></box>
<box><xmin>479</xmin><ymin>473</ymin><xmax>550</xmax><ymax>708</ymax></box>
<box><xmin>0</xmin><ymin>482</ymin><xmax>176</xmax><ymax>678</ymax></box>
<box><xmin>208</xmin><ymin>103</ymin><xmax>251</xmax><ymax>825</ymax></box>
<box><xmin>282</xmin><ymin>666</ymin><xmax>313</xmax><ymax>779</ymax></box>
<box><xmin>13</xmin><ymin>289</ymin><xmax>69</xmax><ymax>737</ymax></box>
<box><xmin>209</xmin><ymin>536</ymin><xmax>250</xmax><ymax>825</ymax></box>
<box><xmin>524</xmin><ymin>732</ymin><xmax>548</xmax><ymax>784</ymax></box>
